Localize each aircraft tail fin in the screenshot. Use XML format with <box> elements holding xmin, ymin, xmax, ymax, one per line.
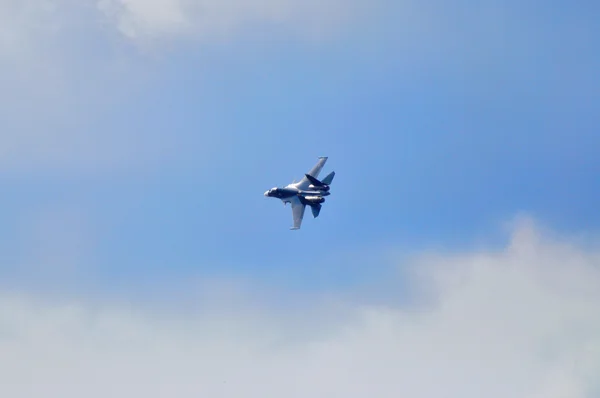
<box><xmin>321</xmin><ymin>171</ymin><xmax>335</xmax><ymax>185</ymax></box>
<box><xmin>305</xmin><ymin>171</ymin><xmax>335</xmax><ymax>187</ymax></box>
<box><xmin>310</xmin><ymin>203</ymin><xmax>322</xmax><ymax>218</ymax></box>
<box><xmin>305</xmin><ymin>174</ymin><xmax>325</xmax><ymax>187</ymax></box>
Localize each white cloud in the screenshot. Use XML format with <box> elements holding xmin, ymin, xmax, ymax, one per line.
<box><xmin>0</xmin><ymin>0</ymin><xmax>595</xmax><ymax>175</ymax></box>
<box><xmin>0</xmin><ymin>0</ymin><xmax>62</xmax><ymax>60</ymax></box>
<box><xmin>96</xmin><ymin>0</ymin><xmax>357</xmax><ymax>43</ymax></box>
<box><xmin>0</xmin><ymin>0</ymin><xmax>156</xmax><ymax>175</ymax></box>
<box><xmin>1</xmin><ymin>218</ymin><xmax>599</xmax><ymax>397</ymax></box>
<box><xmin>97</xmin><ymin>0</ymin><xmax>190</xmax><ymax>39</ymax></box>
<box><xmin>0</xmin><ymin>0</ymin><xmax>226</xmax><ymax>176</ymax></box>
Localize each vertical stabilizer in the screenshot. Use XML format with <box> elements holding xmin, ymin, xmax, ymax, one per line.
<box><xmin>310</xmin><ymin>204</ymin><xmax>322</xmax><ymax>218</ymax></box>
<box><xmin>321</xmin><ymin>171</ymin><xmax>335</xmax><ymax>185</ymax></box>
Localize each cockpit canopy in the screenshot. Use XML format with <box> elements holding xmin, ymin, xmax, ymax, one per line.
<box><xmin>264</xmin><ymin>187</ymin><xmax>278</xmax><ymax>196</ymax></box>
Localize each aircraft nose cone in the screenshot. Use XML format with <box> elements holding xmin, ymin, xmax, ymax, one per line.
<box><xmin>264</xmin><ymin>191</ymin><xmax>269</xmax><ymax>196</ymax></box>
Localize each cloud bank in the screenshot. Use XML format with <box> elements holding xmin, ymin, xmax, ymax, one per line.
<box><xmin>96</xmin><ymin>0</ymin><xmax>357</xmax><ymax>43</ymax></box>
<box><xmin>0</xmin><ymin>0</ymin><xmax>360</xmax><ymax>175</ymax></box>
<box><xmin>0</xmin><ymin>0</ymin><xmax>595</xmax><ymax>175</ymax></box>
<box><xmin>1</xmin><ymin>218</ymin><xmax>599</xmax><ymax>397</ymax></box>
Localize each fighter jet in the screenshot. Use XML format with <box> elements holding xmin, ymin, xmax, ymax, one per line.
<box><xmin>264</xmin><ymin>156</ymin><xmax>335</xmax><ymax>230</ymax></box>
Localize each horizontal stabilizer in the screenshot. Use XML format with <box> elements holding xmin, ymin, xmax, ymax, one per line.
<box><xmin>305</xmin><ymin>174</ymin><xmax>326</xmax><ymax>187</ymax></box>
<box><xmin>321</xmin><ymin>171</ymin><xmax>335</xmax><ymax>185</ymax></box>
<box><xmin>310</xmin><ymin>203</ymin><xmax>322</xmax><ymax>218</ymax></box>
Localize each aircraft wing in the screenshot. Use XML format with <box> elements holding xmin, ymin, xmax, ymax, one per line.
<box><xmin>296</xmin><ymin>157</ymin><xmax>327</xmax><ymax>190</ymax></box>
<box><xmin>289</xmin><ymin>196</ymin><xmax>306</xmax><ymax>230</ymax></box>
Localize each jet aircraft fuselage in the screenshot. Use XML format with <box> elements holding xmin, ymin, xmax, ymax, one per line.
<box><xmin>264</xmin><ymin>186</ymin><xmax>330</xmax><ymax>202</ymax></box>
<box><xmin>263</xmin><ymin>157</ymin><xmax>335</xmax><ymax>229</ymax></box>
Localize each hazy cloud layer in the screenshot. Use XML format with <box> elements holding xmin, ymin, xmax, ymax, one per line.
<box><xmin>0</xmin><ymin>1</ymin><xmax>595</xmax><ymax>175</ymax></box>
<box><xmin>0</xmin><ymin>0</ymin><xmax>363</xmax><ymax>52</ymax></box>
<box><xmin>1</xmin><ymin>0</ymin><xmax>356</xmax><ymax>175</ymax></box>
<box><xmin>96</xmin><ymin>0</ymin><xmax>358</xmax><ymax>43</ymax></box>
<box><xmin>1</xmin><ymin>218</ymin><xmax>599</xmax><ymax>397</ymax></box>
<box><xmin>0</xmin><ymin>0</ymin><xmax>154</xmax><ymax>175</ymax></box>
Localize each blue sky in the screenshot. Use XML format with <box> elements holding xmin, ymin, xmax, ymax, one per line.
<box><xmin>1</xmin><ymin>1</ymin><xmax>600</xmax><ymax>396</ymax></box>
<box><xmin>3</xmin><ymin>0</ymin><xmax>598</xmax><ymax>286</ymax></box>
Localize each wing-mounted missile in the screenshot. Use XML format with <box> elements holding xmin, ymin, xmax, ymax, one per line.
<box><xmin>299</xmin><ymin>195</ymin><xmax>325</xmax><ymax>205</ymax></box>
